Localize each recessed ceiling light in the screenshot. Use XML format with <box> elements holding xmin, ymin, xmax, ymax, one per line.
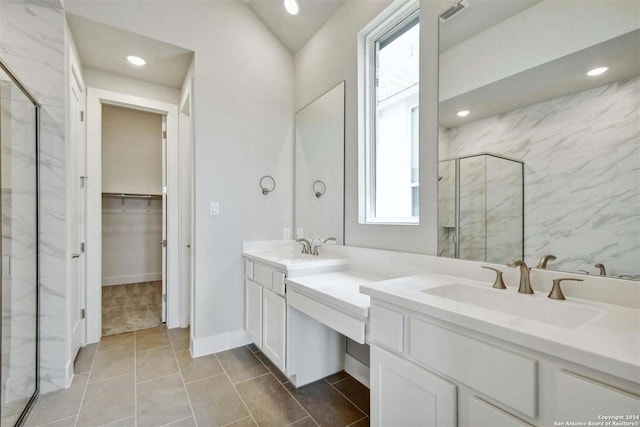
<box><xmin>457</xmin><ymin>110</ymin><xmax>470</xmax><ymax>117</ymax></box>
<box><xmin>586</xmin><ymin>66</ymin><xmax>608</xmax><ymax>77</ymax></box>
<box><xmin>284</xmin><ymin>0</ymin><xmax>299</xmax><ymax>15</ymax></box>
<box><xmin>126</xmin><ymin>55</ymin><xmax>146</xmax><ymax>66</ymax></box>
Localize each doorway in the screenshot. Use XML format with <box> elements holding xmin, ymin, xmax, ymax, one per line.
<box><xmin>100</xmin><ymin>105</ymin><xmax>166</xmax><ymax>336</ymax></box>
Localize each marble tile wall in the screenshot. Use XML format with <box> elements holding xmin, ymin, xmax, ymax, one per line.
<box><xmin>0</xmin><ymin>0</ymin><xmax>68</xmax><ymax>392</ymax></box>
<box><xmin>440</xmin><ymin>76</ymin><xmax>640</xmax><ymax>278</ymax></box>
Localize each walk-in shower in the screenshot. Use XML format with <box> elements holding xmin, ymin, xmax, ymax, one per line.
<box><xmin>0</xmin><ymin>61</ymin><xmax>40</xmax><ymax>426</ymax></box>
<box><xmin>438</xmin><ymin>153</ymin><xmax>524</xmax><ymax>264</ymax></box>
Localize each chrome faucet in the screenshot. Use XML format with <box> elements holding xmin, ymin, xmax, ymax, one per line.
<box><xmin>508</xmin><ymin>259</ymin><xmax>534</xmax><ymax>294</ymax></box>
<box><xmin>537</xmin><ymin>254</ymin><xmax>557</xmax><ymax>269</ymax></box>
<box><xmin>323</xmin><ymin>237</ymin><xmax>336</xmax><ymax>244</ymax></box>
<box><xmin>595</xmin><ymin>263</ymin><xmax>607</xmax><ymax>276</ymax></box>
<box><xmin>296</xmin><ymin>238</ymin><xmax>311</xmax><ymax>255</ymax></box>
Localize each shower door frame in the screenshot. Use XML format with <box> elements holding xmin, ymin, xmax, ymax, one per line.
<box><xmin>0</xmin><ymin>59</ymin><xmax>41</xmax><ymax>426</ymax></box>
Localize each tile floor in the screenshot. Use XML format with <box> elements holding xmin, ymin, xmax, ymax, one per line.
<box><xmin>102</xmin><ymin>282</ymin><xmax>163</xmax><ymax>336</ymax></box>
<box><xmin>25</xmin><ymin>327</ymin><xmax>370</xmax><ymax>427</ymax></box>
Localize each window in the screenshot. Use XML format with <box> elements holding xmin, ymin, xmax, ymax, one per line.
<box><xmin>361</xmin><ymin>5</ymin><xmax>420</xmax><ymax>224</ymax></box>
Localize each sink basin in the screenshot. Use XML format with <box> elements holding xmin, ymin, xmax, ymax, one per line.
<box><xmin>422</xmin><ymin>284</ymin><xmax>602</xmax><ymax>328</ymax></box>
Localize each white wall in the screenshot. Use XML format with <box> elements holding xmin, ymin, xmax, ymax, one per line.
<box><xmin>294</xmin><ymin>0</ymin><xmax>446</xmax><ymax>254</ymax></box>
<box><xmin>65</xmin><ymin>0</ymin><xmax>295</xmax><ymax>351</ymax></box>
<box><xmin>83</xmin><ymin>68</ymin><xmax>181</xmax><ymax>105</ymax></box>
<box><xmin>101</xmin><ymin>104</ymin><xmax>163</xmax><ymax>195</ymax></box>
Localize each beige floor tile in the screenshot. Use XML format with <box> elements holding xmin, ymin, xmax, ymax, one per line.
<box><xmin>98</xmin><ymin>332</ymin><xmax>134</xmax><ymax>353</ymax></box>
<box><xmin>40</xmin><ymin>416</ymin><xmax>77</xmax><ymax>426</ymax></box>
<box><xmin>168</xmin><ymin>327</ymin><xmax>190</xmax><ymax>351</ymax></box>
<box><xmin>287</xmin><ymin>417</ymin><xmax>318</xmax><ymax>427</ymax></box>
<box><xmin>285</xmin><ymin>380</ymin><xmax>365</xmax><ymax>427</ymax></box>
<box><xmin>24</xmin><ymin>373</ymin><xmax>88</xmax><ymax>427</ymax></box>
<box><xmin>176</xmin><ymin>350</ymin><xmax>222</xmax><ymax>383</ymax></box>
<box><xmin>89</xmin><ymin>346</ymin><xmax>134</xmax><ymax>383</ymax></box>
<box><xmin>102</xmin><ymin>416</ymin><xmax>135</xmax><ymax>426</ymax></box>
<box><xmin>224</xmin><ymin>416</ymin><xmax>257</xmax><ymax>427</ymax></box>
<box><xmin>186</xmin><ymin>374</ymin><xmax>249</xmax><ymax>426</ymax></box>
<box><xmin>77</xmin><ymin>374</ymin><xmax>135</xmax><ymax>427</ymax></box>
<box><xmin>216</xmin><ymin>346</ymin><xmax>268</xmax><ymax>384</ymax></box>
<box><xmin>255</xmin><ymin>351</ymin><xmax>289</xmax><ymax>384</ymax></box>
<box><xmin>136</xmin><ymin>373</ymin><xmax>192</xmax><ymax>427</ymax></box>
<box><xmin>136</xmin><ymin>326</ymin><xmax>171</xmax><ymax>352</ymax></box>
<box><xmin>136</xmin><ymin>346</ymin><xmax>178</xmax><ymax>383</ymax></box>
<box><xmin>74</xmin><ymin>343</ymin><xmax>98</xmax><ymax>374</ymax></box>
<box><xmin>332</xmin><ymin>378</ymin><xmax>370</xmax><ymax>416</ymax></box>
<box><xmin>236</xmin><ymin>373</ymin><xmax>307</xmax><ymax>426</ymax></box>
<box><xmin>163</xmin><ymin>416</ymin><xmax>197</xmax><ymax>426</ymax></box>
<box><xmin>346</xmin><ymin>417</ymin><xmax>369</xmax><ymax>427</ymax></box>
<box><xmin>246</xmin><ymin>344</ymin><xmax>259</xmax><ymax>353</ymax></box>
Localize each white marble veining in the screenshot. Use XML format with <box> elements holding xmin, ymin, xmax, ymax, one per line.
<box><xmin>440</xmin><ymin>76</ymin><xmax>640</xmax><ymax>277</ymax></box>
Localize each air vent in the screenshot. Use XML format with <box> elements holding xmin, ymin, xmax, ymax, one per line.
<box><xmin>439</xmin><ymin>1</ymin><xmax>471</xmax><ymax>22</ymax></box>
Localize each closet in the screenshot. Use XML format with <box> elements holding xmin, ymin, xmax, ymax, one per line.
<box><xmin>101</xmin><ymin>104</ymin><xmax>165</xmax><ymax>336</ymax></box>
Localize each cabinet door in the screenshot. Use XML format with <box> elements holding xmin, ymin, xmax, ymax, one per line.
<box><xmin>371</xmin><ymin>346</ymin><xmax>456</xmax><ymax>427</ymax></box>
<box><xmin>262</xmin><ymin>288</ymin><xmax>286</xmax><ymax>371</ymax></box>
<box><xmin>468</xmin><ymin>397</ymin><xmax>531</xmax><ymax>427</ymax></box>
<box><xmin>245</xmin><ymin>279</ymin><xmax>262</xmax><ymax>348</ymax></box>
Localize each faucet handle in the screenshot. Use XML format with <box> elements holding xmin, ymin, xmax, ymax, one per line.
<box><xmin>481</xmin><ymin>266</ymin><xmax>507</xmax><ymax>289</ymax></box>
<box><xmin>548</xmin><ymin>277</ymin><xmax>584</xmax><ymax>300</ymax></box>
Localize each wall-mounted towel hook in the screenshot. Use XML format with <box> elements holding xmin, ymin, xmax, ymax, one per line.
<box><xmin>312</xmin><ymin>180</ymin><xmax>326</xmax><ymax>198</ymax></box>
<box><xmin>260</xmin><ymin>175</ymin><xmax>276</xmax><ymax>195</ymax></box>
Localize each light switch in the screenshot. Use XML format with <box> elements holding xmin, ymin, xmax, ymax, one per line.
<box><xmin>209</xmin><ymin>202</ymin><xmax>220</xmax><ymax>216</ymax></box>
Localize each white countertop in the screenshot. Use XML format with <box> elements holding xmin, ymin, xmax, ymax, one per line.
<box><xmin>285</xmin><ymin>271</ymin><xmax>381</xmax><ymax>318</ymax></box>
<box><xmin>361</xmin><ymin>273</ymin><xmax>640</xmax><ymax>381</ymax></box>
<box><xmin>243</xmin><ymin>249</ymin><xmax>349</xmax><ymax>276</ymax></box>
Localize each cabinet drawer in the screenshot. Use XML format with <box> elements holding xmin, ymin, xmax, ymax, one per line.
<box><xmin>245</xmin><ymin>260</ymin><xmax>254</xmax><ymax>280</ymax></box>
<box><xmin>556</xmin><ymin>370</ymin><xmax>640</xmax><ymax>421</ymax></box>
<box><xmin>287</xmin><ymin>289</ymin><xmax>365</xmax><ymax>343</ymax></box>
<box><xmin>408</xmin><ymin>317</ymin><xmax>537</xmax><ymax>418</ymax></box>
<box><xmin>272</xmin><ymin>270</ymin><xmax>286</xmax><ymax>296</ymax></box>
<box><xmin>369</xmin><ymin>304</ymin><xmax>404</xmax><ymax>353</ymax></box>
<box><xmin>253</xmin><ymin>262</ymin><xmax>274</xmax><ymax>290</ymax></box>
<box><xmin>468</xmin><ymin>397</ymin><xmax>531</xmax><ymax>427</ymax></box>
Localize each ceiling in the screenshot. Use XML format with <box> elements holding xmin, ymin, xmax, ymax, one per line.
<box><xmin>67</xmin><ymin>13</ymin><xmax>194</xmax><ymax>88</ymax></box>
<box><xmin>246</xmin><ymin>0</ymin><xmax>345</xmax><ymax>53</ymax></box>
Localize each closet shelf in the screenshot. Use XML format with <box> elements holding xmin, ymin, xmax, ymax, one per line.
<box><xmin>102</xmin><ymin>192</ymin><xmax>162</xmax><ymax>199</ymax></box>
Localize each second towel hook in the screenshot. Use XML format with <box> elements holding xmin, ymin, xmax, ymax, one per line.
<box><xmin>313</xmin><ymin>180</ymin><xmax>326</xmax><ymax>198</ymax></box>
<box><xmin>260</xmin><ymin>175</ymin><xmax>276</xmax><ymax>195</ymax></box>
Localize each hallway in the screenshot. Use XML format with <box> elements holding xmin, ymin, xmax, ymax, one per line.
<box><xmin>25</xmin><ymin>327</ymin><xmax>369</xmax><ymax>427</ymax></box>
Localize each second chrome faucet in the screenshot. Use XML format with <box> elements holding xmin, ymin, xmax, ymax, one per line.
<box><xmin>508</xmin><ymin>259</ymin><xmax>534</xmax><ymax>294</ymax></box>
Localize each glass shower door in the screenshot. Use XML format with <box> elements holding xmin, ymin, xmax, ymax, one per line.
<box><xmin>0</xmin><ymin>66</ymin><xmax>39</xmax><ymax>426</ymax></box>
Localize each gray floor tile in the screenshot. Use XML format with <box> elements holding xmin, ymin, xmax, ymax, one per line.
<box><xmin>77</xmin><ymin>374</ymin><xmax>135</xmax><ymax>427</ymax></box>
<box><xmin>102</xmin><ymin>416</ymin><xmax>135</xmax><ymax>426</ymax></box>
<box><xmin>136</xmin><ymin>373</ymin><xmax>191</xmax><ymax>427</ymax></box>
<box><xmin>186</xmin><ymin>374</ymin><xmax>249</xmax><ymax>426</ymax></box>
<box><xmin>40</xmin><ymin>416</ymin><xmax>77</xmax><ymax>426</ymax></box>
<box><xmin>176</xmin><ymin>350</ymin><xmax>223</xmax><ymax>383</ymax></box>
<box><xmin>236</xmin><ymin>373</ymin><xmax>307</xmax><ymax>426</ymax></box>
<box><xmin>287</xmin><ymin>417</ymin><xmax>318</xmax><ymax>427</ymax></box>
<box><xmin>216</xmin><ymin>346</ymin><xmax>268</xmax><ymax>384</ymax></box>
<box><xmin>89</xmin><ymin>346</ymin><xmax>134</xmax><ymax>383</ymax></box>
<box><xmin>74</xmin><ymin>343</ymin><xmax>98</xmax><ymax>374</ymax></box>
<box><xmin>163</xmin><ymin>416</ymin><xmax>197</xmax><ymax>426</ymax></box>
<box><xmin>332</xmin><ymin>377</ymin><xmax>370</xmax><ymax>415</ymax></box>
<box><xmin>24</xmin><ymin>373</ymin><xmax>88</xmax><ymax>427</ymax></box>
<box><xmin>136</xmin><ymin>326</ymin><xmax>171</xmax><ymax>352</ymax></box>
<box><xmin>255</xmin><ymin>351</ymin><xmax>289</xmax><ymax>384</ymax></box>
<box><xmin>285</xmin><ymin>380</ymin><xmax>365</xmax><ymax>427</ymax></box>
<box><xmin>224</xmin><ymin>416</ymin><xmax>257</xmax><ymax>427</ymax></box>
<box><xmin>136</xmin><ymin>346</ymin><xmax>178</xmax><ymax>383</ymax></box>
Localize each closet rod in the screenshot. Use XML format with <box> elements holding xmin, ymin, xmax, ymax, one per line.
<box><xmin>102</xmin><ymin>192</ymin><xmax>162</xmax><ymax>199</ymax></box>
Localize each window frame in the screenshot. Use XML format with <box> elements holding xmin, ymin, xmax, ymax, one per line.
<box><xmin>360</xmin><ymin>1</ymin><xmax>420</xmax><ymax>225</ymax></box>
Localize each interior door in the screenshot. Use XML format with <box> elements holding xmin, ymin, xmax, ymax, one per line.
<box><xmin>69</xmin><ymin>68</ymin><xmax>85</xmax><ymax>357</ymax></box>
<box><xmin>161</xmin><ymin>115</ymin><xmax>167</xmax><ymax>323</ymax></box>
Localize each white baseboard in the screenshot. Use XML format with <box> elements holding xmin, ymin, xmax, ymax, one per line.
<box><xmin>191</xmin><ymin>330</ymin><xmax>251</xmax><ymax>358</ymax></box>
<box><xmin>101</xmin><ymin>273</ymin><xmax>162</xmax><ymax>286</ymax></box>
<box><xmin>344</xmin><ymin>353</ymin><xmax>370</xmax><ymax>387</ymax></box>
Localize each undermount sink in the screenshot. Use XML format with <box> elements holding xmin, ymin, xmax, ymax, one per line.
<box><xmin>422</xmin><ymin>284</ymin><xmax>602</xmax><ymax>328</ymax></box>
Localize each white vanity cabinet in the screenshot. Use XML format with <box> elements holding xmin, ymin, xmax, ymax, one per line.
<box><xmin>367</xmin><ymin>300</ymin><xmax>640</xmax><ymax>427</ymax></box>
<box><xmin>244</xmin><ymin>259</ymin><xmax>287</xmax><ymax>371</ymax></box>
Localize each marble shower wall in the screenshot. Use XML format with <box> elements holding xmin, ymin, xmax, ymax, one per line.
<box><xmin>0</xmin><ymin>0</ymin><xmax>68</xmax><ymax>392</ymax></box>
<box><xmin>441</xmin><ymin>76</ymin><xmax>640</xmax><ymax>278</ymax></box>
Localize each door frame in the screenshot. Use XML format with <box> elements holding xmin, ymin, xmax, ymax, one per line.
<box><xmin>179</xmin><ymin>79</ymin><xmax>194</xmax><ymax>329</ymax></box>
<box><xmin>85</xmin><ymin>88</ymin><xmax>179</xmax><ymax>343</ymax></box>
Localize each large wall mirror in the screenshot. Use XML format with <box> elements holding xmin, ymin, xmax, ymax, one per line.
<box><xmin>438</xmin><ymin>0</ymin><xmax>639</xmax><ymax>280</ymax></box>
<box><xmin>295</xmin><ymin>81</ymin><xmax>345</xmax><ymax>244</ymax></box>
